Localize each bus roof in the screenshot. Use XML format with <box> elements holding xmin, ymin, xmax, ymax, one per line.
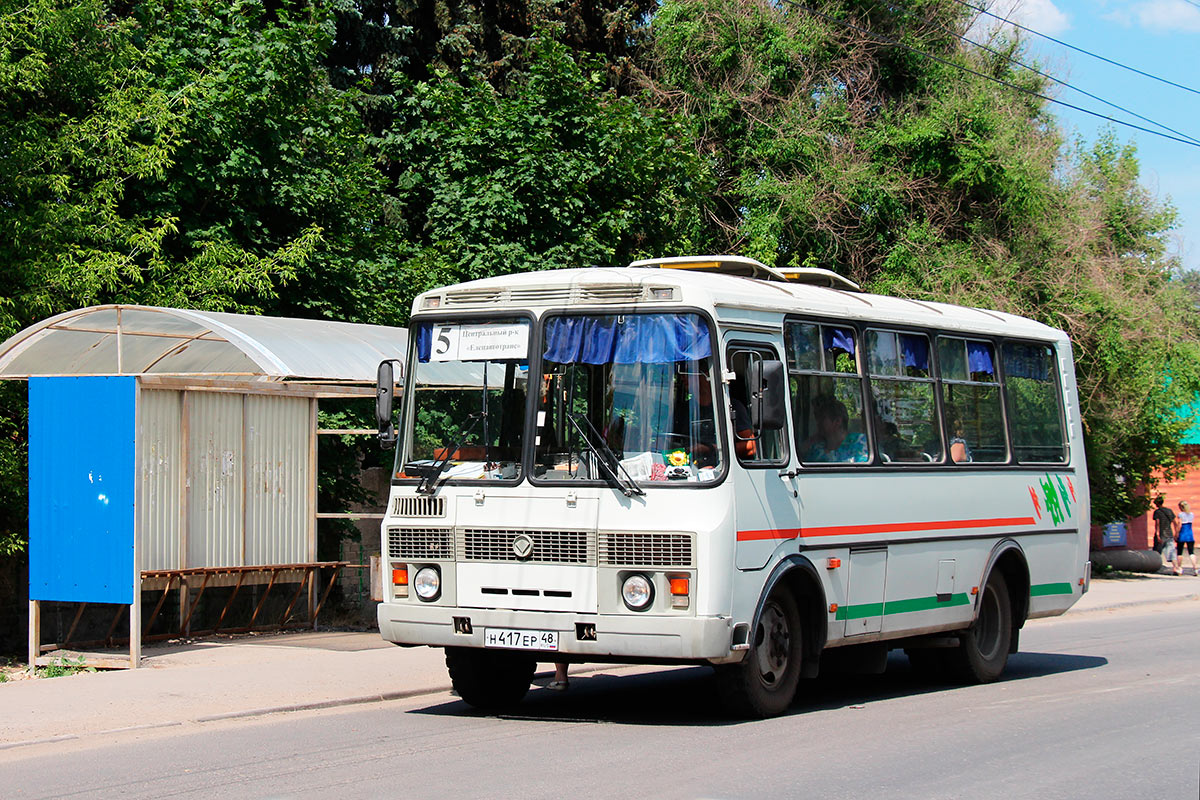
<box><xmin>412</xmin><ymin>261</ymin><xmax>1065</xmax><ymax>342</ymax></box>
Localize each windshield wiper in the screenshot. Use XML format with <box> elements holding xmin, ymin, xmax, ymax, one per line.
<box><xmin>406</xmin><ymin>413</ymin><xmax>484</xmax><ymax>496</ymax></box>
<box><xmin>566</xmin><ymin>413</ymin><xmax>645</xmax><ymax>497</ymax></box>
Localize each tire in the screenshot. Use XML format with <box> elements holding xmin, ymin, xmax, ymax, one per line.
<box><xmin>716</xmin><ymin>589</ymin><xmax>804</xmax><ymax>718</ymax></box>
<box><xmin>445</xmin><ymin>647</ymin><xmax>536</xmax><ymax>710</ymax></box>
<box><xmin>948</xmin><ymin>572</ymin><xmax>1013</xmax><ymax>683</ymax></box>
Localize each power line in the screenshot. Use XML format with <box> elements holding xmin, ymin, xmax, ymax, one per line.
<box><xmin>925</xmin><ymin>8</ymin><xmax>1200</xmax><ymax>144</ymax></box>
<box><xmin>782</xmin><ymin>0</ymin><xmax>1200</xmax><ymax>149</ymax></box>
<box><xmin>950</xmin><ymin>0</ymin><xmax>1200</xmax><ymax>97</ymax></box>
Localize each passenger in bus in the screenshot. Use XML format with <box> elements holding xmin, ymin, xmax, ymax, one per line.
<box><xmin>802</xmin><ymin>395</ymin><xmax>867</xmax><ymax>463</ymax></box>
<box><xmin>948</xmin><ymin>408</ymin><xmax>973</xmax><ymax>463</ymax></box>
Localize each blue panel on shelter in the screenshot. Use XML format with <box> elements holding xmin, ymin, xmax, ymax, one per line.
<box><xmin>29</xmin><ymin>376</ymin><xmax>137</xmax><ymax>603</ymax></box>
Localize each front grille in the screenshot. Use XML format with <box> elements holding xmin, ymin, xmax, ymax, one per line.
<box><xmin>392</xmin><ymin>495</ymin><xmax>446</xmax><ymax>518</ymax></box>
<box><xmin>389</xmin><ymin>527</ymin><xmax>454</xmax><ymax>560</ymax></box>
<box><xmin>600</xmin><ymin>532</ymin><xmax>694</xmax><ymax>567</ymax></box>
<box><xmin>459</xmin><ymin>529</ymin><xmax>594</xmax><ymax>564</ymax></box>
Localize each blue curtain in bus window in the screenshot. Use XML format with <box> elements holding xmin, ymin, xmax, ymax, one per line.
<box><xmin>824</xmin><ymin>326</ymin><xmax>855</xmax><ymax>356</ymax></box>
<box><xmin>1003</xmin><ymin>344</ymin><xmax>1051</xmax><ymax>380</ymax></box>
<box><xmin>543</xmin><ymin>314</ymin><xmax>712</xmax><ymax>364</ymax></box>
<box><xmin>967</xmin><ymin>341</ymin><xmax>995</xmax><ymax>377</ymax></box>
<box><xmin>416</xmin><ymin>323</ymin><xmax>432</xmax><ymax>362</ymax></box>
<box><xmin>899</xmin><ymin>334</ymin><xmax>929</xmax><ymax>371</ymax></box>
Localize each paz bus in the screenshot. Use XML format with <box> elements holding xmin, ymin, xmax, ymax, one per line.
<box><xmin>374</xmin><ymin>255</ymin><xmax>1090</xmax><ymax>718</ymax></box>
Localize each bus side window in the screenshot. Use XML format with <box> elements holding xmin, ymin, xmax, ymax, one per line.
<box><xmin>938</xmin><ymin>337</ymin><xmax>1008</xmax><ymax>463</ymax></box>
<box><xmin>1003</xmin><ymin>342</ymin><xmax>1067</xmax><ymax>463</ymax></box>
<box><xmin>785</xmin><ymin>322</ymin><xmax>869</xmax><ymax>465</ymax></box>
<box><xmin>866</xmin><ymin>329</ymin><xmax>941</xmax><ymax>463</ymax></box>
<box><xmin>729</xmin><ymin>348</ymin><xmax>787</xmax><ymax>464</ymax></box>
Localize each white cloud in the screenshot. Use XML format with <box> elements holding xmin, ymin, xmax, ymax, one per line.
<box><xmin>1131</xmin><ymin>0</ymin><xmax>1200</xmax><ymax>32</ymax></box>
<box><xmin>991</xmin><ymin>0</ymin><xmax>1072</xmax><ymax>34</ymax></box>
<box><xmin>968</xmin><ymin>0</ymin><xmax>1072</xmax><ymax>40</ymax></box>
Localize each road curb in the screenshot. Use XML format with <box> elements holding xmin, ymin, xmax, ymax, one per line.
<box><xmin>0</xmin><ymin>665</ymin><xmax>622</xmax><ymax>752</ymax></box>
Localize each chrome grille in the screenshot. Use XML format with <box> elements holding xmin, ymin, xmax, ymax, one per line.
<box><xmin>459</xmin><ymin>529</ymin><xmax>594</xmax><ymax>564</ymax></box>
<box><xmin>600</xmin><ymin>532</ymin><xmax>694</xmax><ymax>567</ymax></box>
<box><xmin>389</xmin><ymin>527</ymin><xmax>454</xmax><ymax>560</ymax></box>
<box><xmin>392</xmin><ymin>495</ymin><xmax>446</xmax><ymax>518</ymax></box>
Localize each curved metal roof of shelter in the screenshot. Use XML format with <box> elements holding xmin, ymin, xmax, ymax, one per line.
<box><xmin>0</xmin><ymin>305</ymin><xmax>408</xmax><ymax>383</ymax></box>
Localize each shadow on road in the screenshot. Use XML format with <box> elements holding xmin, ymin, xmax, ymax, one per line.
<box><xmin>411</xmin><ymin>650</ymin><xmax>1108</xmax><ymax>726</ymax></box>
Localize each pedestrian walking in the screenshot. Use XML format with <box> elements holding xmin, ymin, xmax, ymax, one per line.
<box><xmin>1174</xmin><ymin>500</ymin><xmax>1198</xmax><ymax>576</ymax></box>
<box><xmin>1151</xmin><ymin>496</ymin><xmax>1177</xmax><ymax>573</ymax></box>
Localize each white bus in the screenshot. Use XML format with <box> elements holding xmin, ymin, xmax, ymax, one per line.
<box><xmin>374</xmin><ymin>255</ymin><xmax>1090</xmax><ymax>717</ymax></box>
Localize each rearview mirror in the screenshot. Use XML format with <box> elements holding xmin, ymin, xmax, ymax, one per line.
<box><xmin>749</xmin><ymin>359</ymin><xmax>787</xmax><ymax>431</ymax></box>
<box><xmin>376</xmin><ymin>360</ymin><xmax>401</xmax><ymax>447</ymax></box>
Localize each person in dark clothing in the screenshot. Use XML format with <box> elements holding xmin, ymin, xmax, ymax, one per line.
<box><xmin>1152</xmin><ymin>495</ymin><xmax>1178</xmax><ymax>573</ymax></box>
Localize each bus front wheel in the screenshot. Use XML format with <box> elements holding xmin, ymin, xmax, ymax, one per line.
<box><xmin>445</xmin><ymin>647</ymin><xmax>536</xmax><ymax>710</ymax></box>
<box><xmin>949</xmin><ymin>572</ymin><xmax>1012</xmax><ymax>683</ymax></box>
<box><xmin>716</xmin><ymin>589</ymin><xmax>803</xmax><ymax>718</ymax></box>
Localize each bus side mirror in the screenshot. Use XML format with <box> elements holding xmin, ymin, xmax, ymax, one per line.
<box><xmin>749</xmin><ymin>359</ymin><xmax>787</xmax><ymax>431</ymax></box>
<box><xmin>377</xmin><ymin>360</ymin><xmax>401</xmax><ymax>448</ymax></box>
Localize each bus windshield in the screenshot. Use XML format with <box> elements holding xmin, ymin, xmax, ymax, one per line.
<box><xmin>534</xmin><ymin>312</ymin><xmax>724</xmax><ymax>484</ymax></box>
<box><xmin>399</xmin><ymin>318</ymin><xmax>531</xmax><ymax>482</ymax></box>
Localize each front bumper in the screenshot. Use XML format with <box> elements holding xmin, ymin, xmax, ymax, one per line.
<box><xmin>377</xmin><ymin>602</ymin><xmax>734</xmax><ymax>661</ymax></box>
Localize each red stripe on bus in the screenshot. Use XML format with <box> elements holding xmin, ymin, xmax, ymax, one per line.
<box><xmin>736</xmin><ymin>516</ymin><xmax>1038</xmax><ymax>542</ymax></box>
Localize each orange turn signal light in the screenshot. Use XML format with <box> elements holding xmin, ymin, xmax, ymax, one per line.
<box><xmin>668</xmin><ymin>576</ymin><xmax>690</xmax><ymax>596</ymax></box>
<box><xmin>827</xmin><ymin>557</ymin><xmax>841</xmax><ymax>569</ymax></box>
<box><xmin>829</xmin><ymin>603</ymin><xmax>839</xmax><ymax>613</ymax></box>
<box><xmin>392</xmin><ymin>567</ymin><xmax>409</xmax><ymax>585</ymax></box>
<box><xmin>970</xmin><ymin>586</ymin><xmax>979</xmax><ymax>595</ymax></box>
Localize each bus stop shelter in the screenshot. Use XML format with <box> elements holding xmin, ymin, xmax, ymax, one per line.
<box><xmin>0</xmin><ymin>305</ymin><xmax>406</xmax><ymax>668</ymax></box>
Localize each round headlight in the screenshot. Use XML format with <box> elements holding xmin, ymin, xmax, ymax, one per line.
<box><xmin>621</xmin><ymin>573</ymin><xmax>654</xmax><ymax>611</ymax></box>
<box><xmin>413</xmin><ymin>566</ymin><xmax>441</xmax><ymax>601</ymax></box>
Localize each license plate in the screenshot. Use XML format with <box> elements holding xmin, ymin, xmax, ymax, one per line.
<box><xmin>483</xmin><ymin>627</ymin><xmax>559</xmax><ymax>651</ymax></box>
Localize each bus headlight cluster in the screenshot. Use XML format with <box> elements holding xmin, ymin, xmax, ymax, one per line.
<box><xmin>413</xmin><ymin>566</ymin><xmax>441</xmax><ymax>601</ymax></box>
<box><xmin>621</xmin><ymin>573</ymin><xmax>654</xmax><ymax>611</ymax></box>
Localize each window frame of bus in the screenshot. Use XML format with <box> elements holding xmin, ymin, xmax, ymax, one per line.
<box><xmin>726</xmin><ymin>342</ymin><xmax>791</xmax><ymax>468</ymax></box>
<box><xmin>1000</xmin><ymin>337</ymin><xmax>1069</xmax><ymax>464</ymax></box>
<box><xmin>864</xmin><ymin>327</ymin><xmax>943</xmax><ymax>466</ymax></box>
<box><xmin>784</xmin><ymin>319</ymin><xmax>873</xmax><ymax>468</ymax></box>
<box><xmin>936</xmin><ymin>335</ymin><xmax>1011</xmax><ymax>465</ymax></box>
<box><xmin>530</xmin><ymin>307</ymin><xmax>730</xmax><ymax>490</ymax></box>
<box><xmin>392</xmin><ymin>312</ymin><xmax>537</xmax><ymax>487</ymax></box>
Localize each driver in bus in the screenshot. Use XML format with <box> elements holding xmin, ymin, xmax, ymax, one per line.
<box><xmin>690</xmin><ymin>370</ymin><xmax>756</xmax><ymax>465</ymax></box>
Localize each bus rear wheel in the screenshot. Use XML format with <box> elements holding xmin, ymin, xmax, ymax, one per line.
<box><xmin>949</xmin><ymin>572</ymin><xmax>1012</xmax><ymax>683</ymax></box>
<box><xmin>716</xmin><ymin>589</ymin><xmax>803</xmax><ymax>718</ymax></box>
<box><xmin>445</xmin><ymin>647</ymin><xmax>536</xmax><ymax>710</ymax></box>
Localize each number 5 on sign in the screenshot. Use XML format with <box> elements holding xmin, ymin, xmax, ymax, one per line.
<box><xmin>431</xmin><ymin>324</ymin><xmax>460</xmax><ymax>361</ymax></box>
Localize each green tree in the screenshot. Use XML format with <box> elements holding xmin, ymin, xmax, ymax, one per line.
<box><xmin>382</xmin><ymin>36</ymin><xmax>713</xmax><ymax>293</ymax></box>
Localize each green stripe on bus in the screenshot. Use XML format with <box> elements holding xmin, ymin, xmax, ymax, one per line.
<box><xmin>835</xmin><ymin>593</ymin><xmax>970</xmax><ymax>621</ymax></box>
<box><xmin>1030</xmin><ymin>582</ymin><xmax>1074</xmax><ymax>597</ymax></box>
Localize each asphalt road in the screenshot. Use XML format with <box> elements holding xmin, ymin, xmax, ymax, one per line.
<box><xmin>2</xmin><ymin>602</ymin><xmax>1197</xmax><ymax>800</ymax></box>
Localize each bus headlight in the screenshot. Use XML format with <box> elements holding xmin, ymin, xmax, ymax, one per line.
<box><xmin>413</xmin><ymin>566</ymin><xmax>441</xmax><ymax>601</ymax></box>
<box><xmin>621</xmin><ymin>573</ymin><xmax>654</xmax><ymax>611</ymax></box>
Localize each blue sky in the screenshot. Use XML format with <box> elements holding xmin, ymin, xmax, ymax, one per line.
<box><xmin>968</xmin><ymin>0</ymin><xmax>1200</xmax><ymax>271</ymax></box>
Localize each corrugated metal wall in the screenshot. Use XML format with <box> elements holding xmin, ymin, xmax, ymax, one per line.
<box><xmin>136</xmin><ymin>389</ymin><xmax>182</xmax><ymax>571</ymax></box>
<box><xmin>244</xmin><ymin>394</ymin><xmax>310</xmax><ymax>565</ymax></box>
<box><xmin>136</xmin><ymin>387</ymin><xmax>315</xmax><ymax>570</ymax></box>
<box><xmin>187</xmin><ymin>392</ymin><xmax>245</xmax><ymax>567</ymax></box>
